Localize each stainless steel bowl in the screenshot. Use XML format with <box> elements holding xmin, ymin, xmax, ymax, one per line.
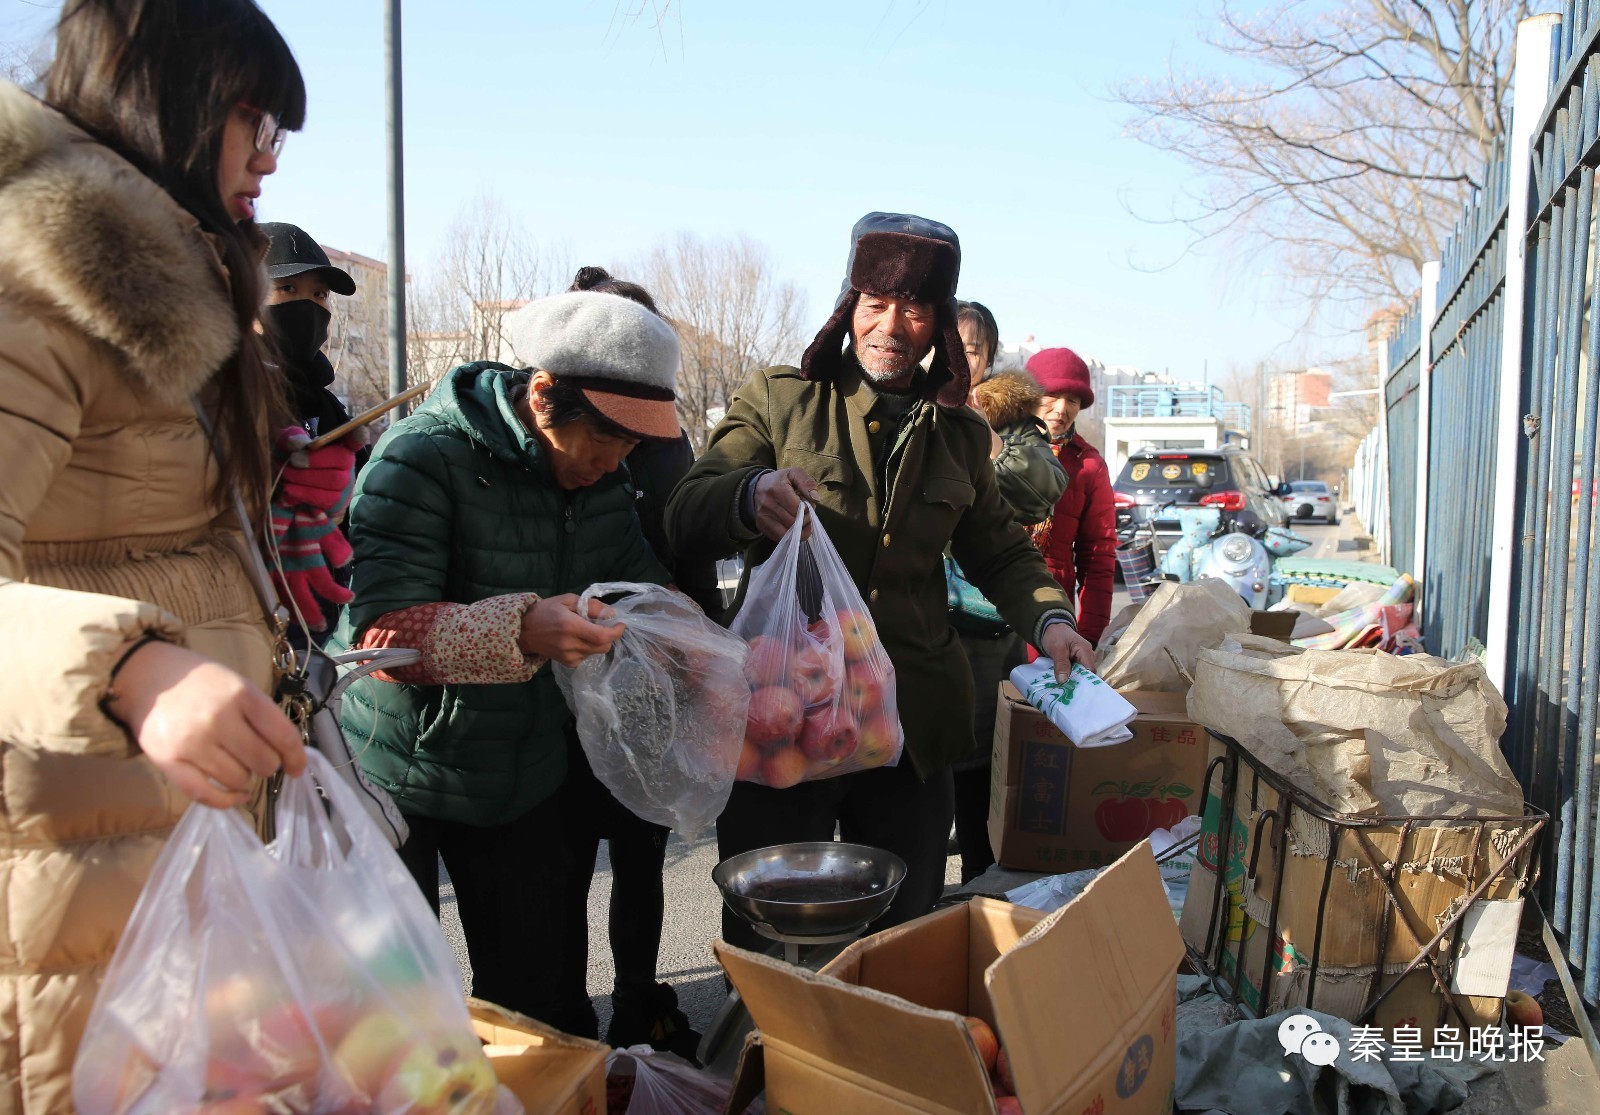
<box><xmin>712</xmin><ymin>841</ymin><xmax>908</xmax><ymax>941</ymax></box>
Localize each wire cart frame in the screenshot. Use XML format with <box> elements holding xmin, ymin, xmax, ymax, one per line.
<box><xmin>1184</xmin><ymin>729</ymin><xmax>1547</xmax><ymax>1032</ymax></box>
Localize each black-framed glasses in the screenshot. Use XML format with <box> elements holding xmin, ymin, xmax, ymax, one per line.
<box><xmin>238</xmin><ymin>103</ymin><xmax>286</xmax><ymax>157</ymax></box>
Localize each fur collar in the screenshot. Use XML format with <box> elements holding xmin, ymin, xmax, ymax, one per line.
<box><xmin>0</xmin><ymin>82</ymin><xmax>240</xmax><ymax>403</ymax></box>
<box><xmin>973</xmin><ymin>371</ymin><xmax>1043</xmax><ymax>430</ymax></box>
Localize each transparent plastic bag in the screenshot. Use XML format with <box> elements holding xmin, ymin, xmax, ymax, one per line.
<box><xmin>605</xmin><ymin>1047</ymin><xmax>757</xmax><ymax>1115</ymax></box>
<box><xmin>73</xmin><ymin>750</ymin><xmax>514</xmax><ymax>1115</ymax></box>
<box><xmin>554</xmin><ymin>582</ymin><xmax>752</xmax><ymax>836</ymax></box>
<box><xmin>727</xmin><ymin>505</ymin><xmax>903</xmax><ymax>786</ymax></box>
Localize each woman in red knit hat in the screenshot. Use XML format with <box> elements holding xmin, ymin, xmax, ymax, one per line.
<box><xmin>1026</xmin><ymin>348</ymin><xmax>1118</xmax><ymax>645</ymax></box>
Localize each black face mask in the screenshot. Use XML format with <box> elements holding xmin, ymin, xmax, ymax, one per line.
<box><xmin>265</xmin><ymin>298</ymin><xmax>332</xmax><ymax>370</ymax></box>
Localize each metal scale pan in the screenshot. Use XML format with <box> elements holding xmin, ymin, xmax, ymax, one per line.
<box><xmin>699</xmin><ymin>842</ymin><xmax>907</xmax><ymax>1073</ymax></box>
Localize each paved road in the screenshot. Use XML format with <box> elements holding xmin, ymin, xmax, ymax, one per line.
<box><xmin>437</xmin><ymin>519</ymin><xmax>1361</xmax><ymax>1036</ymax></box>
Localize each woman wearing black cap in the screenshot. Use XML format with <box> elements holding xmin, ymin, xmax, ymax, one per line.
<box><xmin>258</xmin><ymin>222</ymin><xmax>368</xmax><ymax>635</ymax></box>
<box><xmin>261</xmin><ymin>220</ymin><xmax>359</xmax><ymax>441</ymax></box>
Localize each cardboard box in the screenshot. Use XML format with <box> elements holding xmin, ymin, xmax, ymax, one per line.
<box><xmin>716</xmin><ymin>843</ymin><xmax>1184</xmax><ymax>1115</ymax></box>
<box><xmin>469</xmin><ymin>999</ymin><xmax>607</xmax><ymax>1115</ymax></box>
<box><xmin>1177</xmin><ymin>746</ymin><xmax>1525</xmax><ymax>1035</ymax></box>
<box><xmin>989</xmin><ymin>684</ymin><xmax>1209</xmax><ymax>873</ymax></box>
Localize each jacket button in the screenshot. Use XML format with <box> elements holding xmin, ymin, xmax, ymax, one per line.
<box><xmin>868</xmin><ymin>420</ymin><xmax>882</xmax><ymax>434</ymax></box>
<box><xmin>882</xmin><ymin>533</ymin><xmax>892</xmax><ymax>548</ymax></box>
<box><xmin>870</xmin><ymin>588</ymin><xmax>880</xmax><ymax>603</ymax></box>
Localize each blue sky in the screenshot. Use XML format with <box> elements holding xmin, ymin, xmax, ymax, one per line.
<box><xmin>0</xmin><ymin>0</ymin><xmax>1354</xmax><ymax>379</ymax></box>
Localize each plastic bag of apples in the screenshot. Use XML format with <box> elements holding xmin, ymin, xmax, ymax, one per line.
<box><xmin>730</xmin><ymin>505</ymin><xmax>905</xmax><ymax>786</ymax></box>
<box><xmin>73</xmin><ymin>751</ymin><xmax>516</xmax><ymax>1115</ymax></box>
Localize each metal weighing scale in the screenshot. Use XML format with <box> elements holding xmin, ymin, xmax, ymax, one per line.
<box><xmin>698</xmin><ymin>841</ymin><xmax>907</xmax><ymax>1073</ymax></box>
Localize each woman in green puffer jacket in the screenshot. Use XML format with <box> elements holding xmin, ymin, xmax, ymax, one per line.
<box><xmin>330</xmin><ymin>291</ymin><xmax>680</xmax><ymax>1036</ymax></box>
<box><xmin>951</xmin><ymin>301</ymin><xmax>1069</xmax><ymax>882</ymax></box>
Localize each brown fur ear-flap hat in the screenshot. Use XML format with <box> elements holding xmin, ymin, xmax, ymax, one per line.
<box><xmin>800</xmin><ymin>211</ymin><xmax>970</xmax><ymax>407</ymax></box>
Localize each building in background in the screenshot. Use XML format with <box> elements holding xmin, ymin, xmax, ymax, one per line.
<box><xmin>320</xmin><ymin>246</ymin><xmax>391</xmax><ymax>417</ymax></box>
<box><xmin>1267</xmin><ymin>368</ymin><xmax>1332</xmax><ymax>429</ymax></box>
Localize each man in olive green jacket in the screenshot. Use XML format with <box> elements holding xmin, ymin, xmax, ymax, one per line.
<box><xmin>666</xmin><ymin>212</ymin><xmax>1095</xmax><ymax>948</ymax></box>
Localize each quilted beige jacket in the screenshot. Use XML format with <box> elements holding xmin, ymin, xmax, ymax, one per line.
<box><xmin>0</xmin><ymin>82</ymin><xmax>275</xmax><ymax>1113</ymax></box>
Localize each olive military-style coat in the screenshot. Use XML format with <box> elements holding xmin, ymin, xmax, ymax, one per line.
<box><xmin>665</xmin><ymin>359</ymin><xmax>1075</xmax><ymax>777</ymax></box>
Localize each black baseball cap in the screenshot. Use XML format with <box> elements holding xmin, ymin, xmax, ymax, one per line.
<box><xmin>260</xmin><ymin>222</ymin><xmax>356</xmax><ymax>296</ymax></box>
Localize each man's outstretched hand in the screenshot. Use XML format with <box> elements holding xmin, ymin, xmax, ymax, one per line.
<box><xmin>752</xmin><ymin>468</ymin><xmax>819</xmax><ymax>541</ymax></box>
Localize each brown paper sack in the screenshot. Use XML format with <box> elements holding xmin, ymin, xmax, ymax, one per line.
<box><xmin>1095</xmin><ymin>579</ymin><xmax>1251</xmax><ymax>693</ymax></box>
<box><xmin>1187</xmin><ymin>634</ymin><xmax>1523</xmax><ymax>817</ymax></box>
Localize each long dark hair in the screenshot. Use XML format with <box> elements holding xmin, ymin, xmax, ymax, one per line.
<box><xmin>46</xmin><ymin>0</ymin><xmax>307</xmax><ymax>513</ymax></box>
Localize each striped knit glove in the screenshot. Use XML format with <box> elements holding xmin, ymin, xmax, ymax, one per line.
<box><xmin>270</xmin><ymin>427</ymin><xmax>358</xmax><ymax>630</ymax></box>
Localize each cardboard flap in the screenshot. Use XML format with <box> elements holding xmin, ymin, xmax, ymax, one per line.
<box><xmin>1119</xmin><ymin>689</ymin><xmax>1192</xmax><ymax>720</ymax></box>
<box><xmin>985</xmin><ymin>844</ymin><xmax>1182</xmax><ymax>1114</ymax></box>
<box><xmin>484</xmin><ymin>1043</ymin><xmax>603</xmax><ymax>1112</ymax></box>
<box><xmin>716</xmin><ymin>937</ymin><xmax>997</xmax><ymax>1113</ymax></box>
<box><xmin>468</xmin><ymin>998</ymin><xmax>607</xmax><ymax>1053</ymax></box>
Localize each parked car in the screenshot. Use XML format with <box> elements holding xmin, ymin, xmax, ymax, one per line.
<box><xmin>1112</xmin><ymin>448</ymin><xmax>1287</xmax><ymax>538</ymax></box>
<box><xmin>1280</xmin><ymin>479</ymin><xmax>1339</xmax><ymax>524</ymax></box>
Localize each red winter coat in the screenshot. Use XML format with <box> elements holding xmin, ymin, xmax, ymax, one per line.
<box><xmin>1035</xmin><ymin>432</ymin><xmax>1118</xmax><ymax>644</ymax></box>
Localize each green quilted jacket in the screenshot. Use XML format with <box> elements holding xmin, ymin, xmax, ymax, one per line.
<box><xmin>330</xmin><ymin>362</ymin><xmax>668</xmax><ymax>826</ymax></box>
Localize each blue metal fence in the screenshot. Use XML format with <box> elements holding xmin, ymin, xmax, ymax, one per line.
<box><xmin>1384</xmin><ymin>305</ymin><xmax>1422</xmax><ymax>577</ymax></box>
<box><xmin>1507</xmin><ymin>9</ymin><xmax>1600</xmax><ymax>1004</ymax></box>
<box><xmin>1424</xmin><ymin>142</ymin><xmax>1510</xmax><ymax>659</ymax></box>
<box><xmin>1375</xmin><ymin>10</ymin><xmax>1600</xmax><ymax>1012</ymax></box>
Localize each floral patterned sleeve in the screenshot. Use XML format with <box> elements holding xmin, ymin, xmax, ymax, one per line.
<box><xmin>355</xmin><ymin>593</ymin><xmax>546</xmax><ymax>685</ymax></box>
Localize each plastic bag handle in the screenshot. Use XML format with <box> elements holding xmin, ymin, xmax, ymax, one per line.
<box><xmin>789</xmin><ymin>504</ymin><xmax>824</xmax><ymax>624</ymax></box>
<box><xmin>271</xmin><ymin>749</ymin><xmax>392</xmax><ymax>868</ymax></box>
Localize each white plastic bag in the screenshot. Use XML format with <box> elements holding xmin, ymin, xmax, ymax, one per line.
<box><xmin>554</xmin><ymin>582</ymin><xmax>752</xmax><ymax>836</ymax></box>
<box><xmin>606</xmin><ymin>1047</ymin><xmax>753</xmax><ymax>1114</ymax></box>
<box><xmin>73</xmin><ymin>750</ymin><xmax>512</xmax><ymax>1115</ymax></box>
<box><xmin>728</xmin><ymin>505</ymin><xmax>903</xmax><ymax>786</ymax></box>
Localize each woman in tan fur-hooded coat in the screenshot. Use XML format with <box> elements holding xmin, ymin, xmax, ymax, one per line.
<box><xmin>0</xmin><ymin>3</ymin><xmax>310</xmax><ymax>1109</ymax></box>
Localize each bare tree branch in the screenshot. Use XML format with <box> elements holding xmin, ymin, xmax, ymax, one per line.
<box><xmin>1116</xmin><ymin>0</ymin><xmax>1551</xmax><ymax>308</ymax></box>
<box><xmin>632</xmin><ymin>233</ymin><xmax>807</xmax><ymax>453</ymax></box>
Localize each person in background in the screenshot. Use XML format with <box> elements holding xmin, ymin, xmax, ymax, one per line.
<box><xmin>949</xmin><ymin>302</ymin><xmax>1067</xmax><ymax>881</ymax></box>
<box><xmin>261</xmin><ymin>222</ymin><xmax>358</xmax><ymax>440</ymax></box>
<box><xmin>0</xmin><ymin>0</ymin><xmax>309</xmax><ymax>1105</ymax></box>
<box><xmin>556</xmin><ymin>266</ymin><xmax>708</xmax><ymax>1058</ymax></box>
<box><xmin>331</xmin><ymin>291</ymin><xmax>679</xmax><ymax>1037</ymax></box>
<box><xmin>666</xmin><ymin>212</ymin><xmax>1095</xmax><ymax>953</ymax></box>
<box><xmin>260</xmin><ymin>222</ymin><xmax>366</xmax><ymax>635</ymax></box>
<box><xmin>1028</xmin><ymin>348</ymin><xmax>1117</xmax><ymax>646</ymax></box>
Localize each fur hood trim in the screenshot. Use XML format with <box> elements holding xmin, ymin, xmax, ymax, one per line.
<box><xmin>0</xmin><ymin>82</ymin><xmax>239</xmax><ymax>403</ymax></box>
<box><xmin>973</xmin><ymin>371</ymin><xmax>1043</xmax><ymax>430</ymax></box>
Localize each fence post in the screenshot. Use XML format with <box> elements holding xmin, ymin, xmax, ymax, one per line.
<box><xmin>1413</xmin><ymin>262</ymin><xmax>1440</xmax><ymax>594</ymax></box>
<box><xmin>1375</xmin><ymin>337</ymin><xmax>1392</xmax><ymax>566</ymax></box>
<box><xmin>1485</xmin><ymin>14</ymin><xmax>1561</xmax><ymax>689</ymax></box>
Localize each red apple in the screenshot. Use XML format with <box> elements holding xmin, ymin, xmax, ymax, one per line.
<box><xmin>736</xmin><ymin>741</ymin><xmax>765</xmax><ymax>781</ymax></box>
<box><xmin>761</xmin><ymin>745</ymin><xmax>809</xmax><ymax>789</ymax></box>
<box><xmin>994</xmin><ymin>1046</ymin><xmax>1016</xmax><ymax>1096</ymax></box>
<box><xmin>844</xmin><ymin>668</ymin><xmax>885</xmax><ymax>721</ymax></box>
<box><xmin>856</xmin><ymin>715</ymin><xmax>900</xmax><ymax>768</ymax></box>
<box><xmin>1505</xmin><ymin>990</ymin><xmax>1544</xmax><ymax>1030</ymax></box>
<box><xmin>835</xmin><ymin>609</ymin><xmax>876</xmax><ymax>662</ymax></box>
<box><xmin>746</xmin><ymin>686</ymin><xmax>804</xmax><ymax>750</ymax></box>
<box><xmin>789</xmin><ymin>643</ymin><xmax>839</xmax><ymax>706</ymax></box>
<box><xmin>743</xmin><ymin>635</ymin><xmax>789</xmax><ymax>688</ymax></box>
<box><xmin>964</xmin><ymin>1016</ymin><xmax>999</xmax><ymax>1072</ymax></box>
<box><xmin>807</xmin><ymin>617</ymin><xmax>835</xmax><ymax>646</ymax></box>
<box><xmin>799</xmin><ymin>706</ymin><xmax>859</xmax><ymax>765</ymax></box>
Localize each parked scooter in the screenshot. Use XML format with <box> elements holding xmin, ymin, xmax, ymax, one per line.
<box><xmin>1158</xmin><ymin>505</ymin><xmax>1311</xmax><ymax>608</ymax></box>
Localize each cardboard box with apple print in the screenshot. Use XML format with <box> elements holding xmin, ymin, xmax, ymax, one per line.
<box><xmin>989</xmin><ymin>684</ymin><xmax>1208</xmax><ymax>874</ymax></box>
